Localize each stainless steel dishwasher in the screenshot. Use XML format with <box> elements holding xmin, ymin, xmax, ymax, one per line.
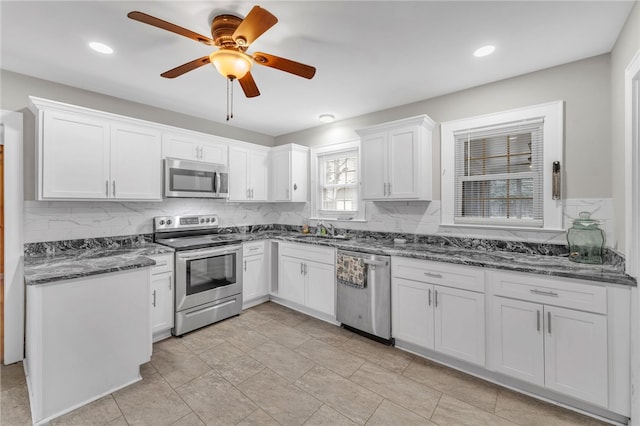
<box><xmin>336</xmin><ymin>250</ymin><xmax>392</xmax><ymax>344</ymax></box>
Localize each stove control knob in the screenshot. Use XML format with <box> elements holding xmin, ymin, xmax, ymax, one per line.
<box><xmin>166</xmin><ymin>219</ymin><xmax>172</xmax><ymax>225</ymax></box>
<box><xmin>206</xmin><ymin>218</ymin><xmax>211</xmax><ymax>223</ymax></box>
<box><xmin>200</xmin><ymin>218</ymin><xmax>205</xmax><ymax>223</ymax></box>
<box><xmin>159</xmin><ymin>220</ymin><xmax>165</xmax><ymax>225</ymax></box>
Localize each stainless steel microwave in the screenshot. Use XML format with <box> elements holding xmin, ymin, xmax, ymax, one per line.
<box><xmin>164</xmin><ymin>158</ymin><xmax>229</xmax><ymax>199</ymax></box>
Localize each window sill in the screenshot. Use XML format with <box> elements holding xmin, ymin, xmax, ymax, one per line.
<box><xmin>310</xmin><ymin>217</ymin><xmax>367</xmax><ymax>223</ymax></box>
<box><xmin>439</xmin><ymin>223</ymin><xmax>565</xmax><ymax>234</ymax></box>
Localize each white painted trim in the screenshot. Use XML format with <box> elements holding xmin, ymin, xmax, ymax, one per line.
<box><xmin>309</xmin><ymin>139</ymin><xmax>365</xmax><ymax>222</ymax></box>
<box><xmin>1</xmin><ymin>110</ymin><xmax>24</xmax><ymax>364</ymax></box>
<box><xmin>441</xmin><ymin>101</ymin><xmax>564</xmax><ymax>231</ymax></box>
<box><xmin>624</xmin><ymin>48</ymin><xmax>640</xmax><ymax>426</ymax></box>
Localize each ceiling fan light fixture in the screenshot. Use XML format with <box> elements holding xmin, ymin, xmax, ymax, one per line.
<box><xmin>209</xmin><ymin>49</ymin><xmax>253</xmax><ymax>80</ymax></box>
<box><xmin>318</xmin><ymin>114</ymin><xmax>335</xmax><ymax>123</ymax></box>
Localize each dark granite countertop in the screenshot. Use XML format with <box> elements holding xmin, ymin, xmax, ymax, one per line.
<box><xmin>237</xmin><ymin>231</ymin><xmax>637</xmax><ymax>287</ymax></box>
<box><xmin>24</xmin><ymin>243</ymin><xmax>174</xmax><ymax>285</ymax></box>
<box><xmin>23</xmin><ymin>228</ymin><xmax>636</xmax><ymax>287</ymax></box>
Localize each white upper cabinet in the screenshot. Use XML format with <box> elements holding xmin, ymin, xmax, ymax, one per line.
<box><xmin>162</xmin><ymin>131</ymin><xmax>228</xmax><ymax>165</ymax></box>
<box><xmin>228</xmin><ymin>145</ymin><xmax>269</xmax><ymax>202</ymax></box>
<box><xmin>356</xmin><ymin>115</ymin><xmax>435</xmax><ymax>201</ymax></box>
<box><xmin>271</xmin><ymin>144</ymin><xmax>309</xmax><ymax>202</ymax></box>
<box><xmin>30</xmin><ymin>98</ymin><xmax>162</xmax><ymax>201</ymax></box>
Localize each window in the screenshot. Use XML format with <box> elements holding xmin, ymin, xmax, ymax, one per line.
<box><xmin>310</xmin><ymin>140</ymin><xmax>364</xmax><ymax>221</ymax></box>
<box><xmin>441</xmin><ymin>101</ymin><xmax>563</xmax><ymax>230</ymax></box>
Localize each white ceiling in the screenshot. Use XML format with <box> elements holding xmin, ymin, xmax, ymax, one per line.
<box><xmin>0</xmin><ymin>1</ymin><xmax>634</xmax><ymax>137</ymax></box>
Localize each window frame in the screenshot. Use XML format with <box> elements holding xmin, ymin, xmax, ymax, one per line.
<box><xmin>310</xmin><ymin>140</ymin><xmax>365</xmax><ymax>221</ymax></box>
<box><xmin>441</xmin><ymin>101</ymin><xmax>564</xmax><ymax>231</ymax></box>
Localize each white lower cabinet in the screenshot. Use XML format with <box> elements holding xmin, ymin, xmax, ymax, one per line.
<box><xmin>277</xmin><ymin>242</ymin><xmax>335</xmax><ymax>318</ymax></box>
<box><xmin>148</xmin><ymin>253</ymin><xmax>174</xmax><ymax>341</ymax></box>
<box><xmin>490</xmin><ymin>271</ymin><xmax>609</xmax><ymax>408</ymax></box>
<box><xmin>391</xmin><ymin>257</ymin><xmax>485</xmax><ymax>366</ymax></box>
<box><xmin>242</xmin><ymin>241</ymin><xmax>270</xmax><ymax>308</ymax></box>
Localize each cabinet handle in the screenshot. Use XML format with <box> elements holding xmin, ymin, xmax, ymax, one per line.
<box><xmin>548</xmin><ymin>311</ymin><xmax>552</xmax><ymax>334</ymax></box>
<box><xmin>244</xmin><ymin>259</ymin><xmax>247</xmax><ymax>271</ymax></box>
<box><xmin>428</xmin><ymin>288</ymin><xmax>432</xmax><ymax>306</ymax></box>
<box><xmin>105</xmin><ymin>180</ymin><xmax>109</xmax><ymax>197</ymax></box>
<box><xmin>247</xmin><ymin>188</ymin><xmax>250</xmax><ymax>199</ymax></box>
<box><xmin>536</xmin><ymin>310</ymin><xmax>541</xmax><ymax>331</ymax></box>
<box><xmin>250</xmin><ymin>247</ymin><xmax>259</xmax><ymax>252</ymax></box>
<box><xmin>300</xmin><ymin>263</ymin><xmax>304</xmax><ymax>275</ymax></box>
<box><xmin>530</xmin><ymin>289</ymin><xmax>559</xmax><ymax>297</ymax></box>
<box><xmin>388</xmin><ymin>182</ymin><xmax>391</xmax><ymax>196</ymax></box>
<box><xmin>383</xmin><ymin>182</ymin><xmax>387</xmax><ymax>196</ymax></box>
<box><xmin>152</xmin><ymin>290</ymin><xmax>157</xmax><ymax>308</ymax></box>
<box><xmin>434</xmin><ymin>289</ymin><xmax>438</xmax><ymax>308</ymax></box>
<box><xmin>155</xmin><ymin>262</ymin><xmax>168</xmax><ymax>267</ymax></box>
<box><xmin>112</xmin><ymin>181</ymin><xmax>116</xmax><ymax>197</ymax></box>
<box><xmin>424</xmin><ymin>272</ymin><xmax>442</xmax><ymax>279</ymax></box>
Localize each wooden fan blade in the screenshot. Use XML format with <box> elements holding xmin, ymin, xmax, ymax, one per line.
<box><xmin>239</xmin><ymin>72</ymin><xmax>260</xmax><ymax>98</ymax></box>
<box><xmin>161</xmin><ymin>56</ymin><xmax>211</xmax><ymax>78</ymax></box>
<box><xmin>128</xmin><ymin>11</ymin><xmax>213</xmax><ymax>45</ymax></box>
<box><xmin>252</xmin><ymin>52</ymin><xmax>316</xmax><ymax>79</ymax></box>
<box><xmin>232</xmin><ymin>6</ymin><xmax>278</xmax><ymax>47</ymax></box>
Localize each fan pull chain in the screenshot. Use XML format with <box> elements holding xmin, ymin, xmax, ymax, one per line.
<box><xmin>225</xmin><ymin>78</ymin><xmax>235</xmax><ymax>121</ymax></box>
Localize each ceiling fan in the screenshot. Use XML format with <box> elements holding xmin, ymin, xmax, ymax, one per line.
<box><xmin>128</xmin><ymin>5</ymin><xmax>316</xmax><ymax>119</ymax></box>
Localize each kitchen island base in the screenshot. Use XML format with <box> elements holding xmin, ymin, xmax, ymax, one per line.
<box><xmin>25</xmin><ymin>268</ymin><xmax>151</xmax><ymax>425</ymax></box>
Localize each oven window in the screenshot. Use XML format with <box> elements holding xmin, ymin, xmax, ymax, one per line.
<box><xmin>171</xmin><ymin>169</ymin><xmax>215</xmax><ymax>193</ymax></box>
<box><xmin>186</xmin><ymin>252</ymin><xmax>236</xmax><ymax>295</ymax></box>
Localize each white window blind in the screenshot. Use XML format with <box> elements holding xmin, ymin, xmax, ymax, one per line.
<box><xmin>319</xmin><ymin>150</ymin><xmax>358</xmax><ymax>213</ymax></box>
<box><xmin>454</xmin><ymin>118</ymin><xmax>544</xmax><ymax>227</ymax></box>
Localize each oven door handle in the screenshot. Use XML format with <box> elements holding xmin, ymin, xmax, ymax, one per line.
<box><xmin>176</xmin><ymin>247</ymin><xmax>240</xmax><ymax>259</ymax></box>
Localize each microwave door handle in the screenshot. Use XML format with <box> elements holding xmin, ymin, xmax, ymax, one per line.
<box><xmin>215</xmin><ymin>172</ymin><xmax>221</xmax><ymax>194</ymax></box>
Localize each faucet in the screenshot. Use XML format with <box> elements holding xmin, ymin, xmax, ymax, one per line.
<box><xmin>326</xmin><ymin>223</ymin><xmax>336</xmax><ymax>237</ymax></box>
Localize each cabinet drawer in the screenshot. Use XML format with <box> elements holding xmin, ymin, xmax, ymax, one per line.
<box><xmin>279</xmin><ymin>242</ymin><xmax>335</xmax><ymax>265</ymax></box>
<box><xmin>149</xmin><ymin>253</ymin><xmax>173</xmax><ymax>275</ymax></box>
<box><xmin>490</xmin><ymin>271</ymin><xmax>606</xmax><ymax>314</ymax></box>
<box><xmin>243</xmin><ymin>241</ymin><xmax>265</xmax><ymax>256</ymax></box>
<box><xmin>392</xmin><ymin>257</ymin><xmax>484</xmax><ymax>293</ymax></box>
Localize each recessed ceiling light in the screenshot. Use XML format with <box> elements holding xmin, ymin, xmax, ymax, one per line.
<box><xmin>318</xmin><ymin>114</ymin><xmax>335</xmax><ymax>123</ymax></box>
<box><xmin>89</xmin><ymin>41</ymin><xmax>114</xmax><ymax>55</ymax></box>
<box><xmin>474</xmin><ymin>45</ymin><xmax>495</xmax><ymax>58</ymax></box>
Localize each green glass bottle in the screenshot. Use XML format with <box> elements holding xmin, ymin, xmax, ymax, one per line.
<box><xmin>567</xmin><ymin>212</ymin><xmax>605</xmax><ymax>264</ymax></box>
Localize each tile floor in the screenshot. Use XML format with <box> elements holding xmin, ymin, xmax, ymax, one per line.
<box><xmin>1</xmin><ymin>302</ymin><xmax>611</xmax><ymax>425</ymax></box>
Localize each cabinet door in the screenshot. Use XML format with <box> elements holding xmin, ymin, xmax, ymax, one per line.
<box><xmin>305</xmin><ymin>261</ymin><xmax>335</xmax><ymax>317</ymax></box>
<box><xmin>434</xmin><ymin>285</ymin><xmax>485</xmax><ymax>366</ymax></box>
<box><xmin>491</xmin><ymin>297</ymin><xmax>544</xmax><ymax>386</ymax></box>
<box><xmin>387</xmin><ymin>126</ymin><xmax>420</xmax><ymax>199</ymax></box>
<box><xmin>199</xmin><ymin>139</ymin><xmax>227</xmax><ymax>164</ymax></box>
<box><xmin>360</xmin><ymin>132</ymin><xmax>387</xmax><ymax>199</ymax></box>
<box><xmin>544</xmin><ymin>306</ymin><xmax>608</xmax><ymax>407</ymax></box>
<box><xmin>278</xmin><ymin>256</ymin><xmax>305</xmax><ymax>305</ymax></box>
<box><xmin>290</xmin><ymin>148</ymin><xmax>308</xmax><ymax>202</ymax></box>
<box><xmin>162</xmin><ymin>133</ymin><xmax>198</xmax><ymax>161</ymax></box>
<box><xmin>243</xmin><ymin>253</ymin><xmax>267</xmax><ymax>303</ymax></box>
<box><xmin>110</xmin><ymin>123</ymin><xmax>162</xmax><ymax>200</ymax></box>
<box><xmin>271</xmin><ymin>149</ymin><xmax>290</xmax><ymax>201</ymax></box>
<box><xmin>228</xmin><ymin>147</ymin><xmax>249</xmax><ymax>201</ymax></box>
<box><xmin>249</xmin><ymin>149</ymin><xmax>269</xmax><ymax>201</ymax></box>
<box><xmin>41</xmin><ymin>110</ymin><xmax>110</xmax><ymax>199</ymax></box>
<box><xmin>150</xmin><ymin>272</ymin><xmax>173</xmax><ymax>335</ymax></box>
<box><xmin>391</xmin><ymin>277</ymin><xmax>433</xmax><ymax>349</ymax></box>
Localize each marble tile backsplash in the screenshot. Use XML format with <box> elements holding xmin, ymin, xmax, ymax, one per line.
<box><xmin>23</xmin><ymin>198</ymin><xmax>615</xmax><ymax>248</ymax></box>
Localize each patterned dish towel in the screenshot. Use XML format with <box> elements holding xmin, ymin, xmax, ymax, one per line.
<box><xmin>336</xmin><ymin>253</ymin><xmax>367</xmax><ymax>289</ymax></box>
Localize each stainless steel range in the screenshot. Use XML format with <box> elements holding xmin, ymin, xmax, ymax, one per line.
<box><xmin>154</xmin><ymin>214</ymin><xmax>242</xmax><ymax>336</ymax></box>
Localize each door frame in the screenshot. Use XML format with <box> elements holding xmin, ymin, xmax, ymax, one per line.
<box><xmin>1</xmin><ymin>110</ymin><xmax>24</xmax><ymax>364</ymax></box>
<box><xmin>625</xmin><ymin>49</ymin><xmax>640</xmax><ymax>425</ymax></box>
